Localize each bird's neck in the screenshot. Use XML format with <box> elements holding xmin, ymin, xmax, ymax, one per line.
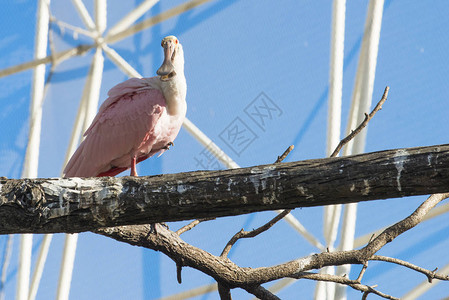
<box><xmin>160</xmin><ymin>73</ymin><xmax>187</xmax><ymax>116</ymax></box>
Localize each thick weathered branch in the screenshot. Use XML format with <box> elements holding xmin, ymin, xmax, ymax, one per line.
<box><xmin>1</xmin><ymin>144</ymin><xmax>449</xmax><ymax>233</ymax></box>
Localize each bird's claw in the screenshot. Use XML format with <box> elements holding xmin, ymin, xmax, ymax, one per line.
<box><xmin>163</xmin><ymin>142</ymin><xmax>174</xmax><ymax>150</ymax></box>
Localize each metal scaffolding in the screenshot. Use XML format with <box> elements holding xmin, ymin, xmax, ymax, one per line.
<box><xmin>0</xmin><ymin>1</ymin><xmax>446</xmax><ymax>299</ymax></box>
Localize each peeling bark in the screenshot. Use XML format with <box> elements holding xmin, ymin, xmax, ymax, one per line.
<box><xmin>1</xmin><ymin>144</ymin><xmax>449</xmax><ymax>234</ymax></box>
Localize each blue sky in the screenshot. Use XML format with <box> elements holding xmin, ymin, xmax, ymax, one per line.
<box><xmin>1</xmin><ymin>0</ymin><xmax>449</xmax><ymax>299</ymax></box>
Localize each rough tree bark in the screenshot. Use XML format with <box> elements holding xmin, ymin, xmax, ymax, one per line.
<box><xmin>95</xmin><ymin>193</ymin><xmax>449</xmax><ymax>300</ymax></box>
<box><xmin>0</xmin><ymin>144</ymin><xmax>449</xmax><ymax>234</ymax></box>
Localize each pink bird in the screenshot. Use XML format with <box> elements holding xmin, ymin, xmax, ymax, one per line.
<box><xmin>64</xmin><ymin>36</ymin><xmax>187</xmax><ymax>177</ymax></box>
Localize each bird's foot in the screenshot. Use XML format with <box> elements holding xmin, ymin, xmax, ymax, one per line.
<box><xmin>163</xmin><ymin>142</ymin><xmax>174</xmax><ymax>150</ymax></box>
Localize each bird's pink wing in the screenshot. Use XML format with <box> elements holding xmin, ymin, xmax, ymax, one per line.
<box><xmin>85</xmin><ymin>78</ymin><xmax>155</xmax><ymax>137</ymax></box>
<box><xmin>64</xmin><ymin>88</ymin><xmax>166</xmax><ymax>177</ymax></box>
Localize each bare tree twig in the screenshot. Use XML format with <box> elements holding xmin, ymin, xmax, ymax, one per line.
<box><xmin>176</xmin><ymin>262</ymin><xmax>183</xmax><ymax>284</ymax></box>
<box><xmin>177</xmin><ymin>146</ymin><xmax>294</xmax><ymax>237</ymax></box>
<box><xmin>362</xmin><ymin>291</ymin><xmax>369</xmax><ymax>300</ymax></box>
<box><xmin>217</xmin><ymin>283</ymin><xmax>232</xmax><ymax>300</ymax></box>
<box><xmin>186</xmin><ymin>145</ymin><xmax>294</xmax><ymax>295</ymax></box>
<box><xmin>175</xmin><ymin>219</ymin><xmax>217</xmax><ymax>286</ymax></box>
<box><xmin>220</xmin><ymin>209</ymin><xmax>291</xmax><ymax>258</ymax></box>
<box><xmin>95</xmin><ymin>192</ymin><xmax>449</xmax><ymax>299</ymax></box>
<box><xmin>356</xmin><ymin>262</ymin><xmax>368</xmax><ymax>283</ymax></box>
<box><xmin>362</xmin><ymin>193</ymin><xmax>449</xmax><ymax>259</ymax></box>
<box><xmin>294</xmin><ymin>272</ymin><xmax>398</xmax><ymax>300</ymax></box>
<box><xmin>275</xmin><ymin>145</ymin><xmax>294</xmax><ymax>163</ymax></box>
<box><xmin>330</xmin><ymin>86</ymin><xmax>389</xmax><ymax>157</ymax></box>
<box><xmin>244</xmin><ymin>285</ymin><xmax>280</xmax><ymax>300</ymax></box>
<box><xmin>176</xmin><ymin>218</ymin><xmax>216</xmax><ymax>235</ymax></box>
<box><xmin>220</xmin><ymin>145</ymin><xmax>295</xmax><ymax>258</ymax></box>
<box><xmin>370</xmin><ymin>255</ymin><xmax>449</xmax><ymax>283</ymax></box>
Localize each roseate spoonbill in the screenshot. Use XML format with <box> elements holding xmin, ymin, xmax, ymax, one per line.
<box><xmin>64</xmin><ymin>36</ymin><xmax>187</xmax><ymax>177</ymax></box>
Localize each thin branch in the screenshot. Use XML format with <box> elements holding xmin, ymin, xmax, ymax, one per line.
<box><xmin>217</xmin><ymin>283</ymin><xmax>232</xmax><ymax>300</ymax></box>
<box><xmin>294</xmin><ymin>272</ymin><xmax>398</xmax><ymax>300</ymax></box>
<box><xmin>220</xmin><ymin>145</ymin><xmax>295</xmax><ymax>258</ymax></box>
<box><xmin>244</xmin><ymin>285</ymin><xmax>280</xmax><ymax>300</ymax></box>
<box><xmin>370</xmin><ymin>255</ymin><xmax>449</xmax><ymax>283</ymax></box>
<box><xmin>176</xmin><ymin>262</ymin><xmax>182</xmax><ymax>284</ymax></box>
<box><xmin>275</xmin><ymin>145</ymin><xmax>294</xmax><ymax>163</ymax></box>
<box><xmin>330</xmin><ymin>86</ymin><xmax>389</xmax><ymax>157</ymax></box>
<box><xmin>95</xmin><ymin>190</ymin><xmax>449</xmax><ymax>299</ymax></box>
<box><xmin>220</xmin><ymin>208</ymin><xmax>291</xmax><ymax>258</ymax></box>
<box><xmin>356</xmin><ymin>262</ymin><xmax>368</xmax><ymax>283</ymax></box>
<box><xmin>176</xmin><ymin>218</ymin><xmax>216</xmax><ymax>235</ymax></box>
<box><xmin>95</xmin><ymin>193</ymin><xmax>449</xmax><ymax>297</ymax></box>
<box><xmin>176</xmin><ymin>146</ymin><xmax>293</xmax><ymax>236</ymax></box>
<box><xmin>362</xmin><ymin>193</ymin><xmax>449</xmax><ymax>258</ymax></box>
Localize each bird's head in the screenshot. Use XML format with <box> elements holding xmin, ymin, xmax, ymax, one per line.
<box><xmin>157</xmin><ymin>35</ymin><xmax>184</xmax><ymax>80</ymax></box>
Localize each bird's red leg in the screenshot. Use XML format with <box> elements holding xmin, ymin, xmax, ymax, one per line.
<box><xmin>130</xmin><ymin>157</ymin><xmax>138</xmax><ymax>176</ymax></box>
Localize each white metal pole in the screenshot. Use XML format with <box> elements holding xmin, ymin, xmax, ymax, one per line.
<box><xmin>17</xmin><ymin>236</ymin><xmax>32</xmax><ymax>300</ymax></box>
<box><xmin>21</xmin><ymin>0</ymin><xmax>50</xmax><ymax>179</ymax></box>
<box><xmin>326</xmin><ymin>0</ymin><xmax>346</xmax><ymax>158</ymax></box>
<box><xmin>28</xmin><ymin>54</ymin><xmax>94</xmax><ymax>300</ymax></box>
<box><xmin>318</xmin><ymin>0</ymin><xmax>346</xmax><ymax>298</ymax></box>
<box><xmin>18</xmin><ymin>1</ymin><xmax>50</xmax><ymax>300</ymax></box>
<box><xmin>55</xmin><ymin>234</ymin><xmax>78</xmax><ymax>300</ymax></box>
<box><xmin>28</xmin><ymin>235</ymin><xmax>52</xmax><ymax>300</ymax></box>
<box><xmin>0</xmin><ymin>0</ymin><xmax>208</xmax><ymax>80</ymax></box>
<box><xmin>56</xmin><ymin>47</ymin><xmax>104</xmax><ymax>300</ymax></box>
<box><xmin>62</xmin><ymin>99</ymin><xmax>87</xmax><ymax>169</ymax></box>
<box><xmin>278</xmin><ymin>211</ymin><xmax>325</xmax><ymax>251</ymax></box>
<box><xmin>0</xmin><ymin>46</ymin><xmax>92</xmax><ymax>79</ymax></box>
<box><xmin>71</xmin><ymin>0</ymin><xmax>95</xmax><ymax>31</ymax></box>
<box><xmin>334</xmin><ymin>1</ymin><xmax>384</xmax><ymax>299</ymax></box>
<box><xmin>0</xmin><ymin>235</ymin><xmax>13</xmax><ymax>300</ymax></box>
<box><xmin>350</xmin><ymin>2</ymin><xmax>384</xmax><ymax>155</ymax></box>
<box><xmin>107</xmin><ymin>0</ymin><xmax>159</xmax><ymax>37</ymax></box>
<box><xmin>323</xmin><ymin>0</ymin><xmax>346</xmax><ymax>248</ymax></box>
<box><xmin>94</xmin><ymin>0</ymin><xmax>107</xmax><ymax>35</ymax></box>
<box><xmin>57</xmin><ymin>3</ymin><xmax>106</xmax><ymax>298</ymax></box>
<box><xmin>105</xmin><ymin>0</ymin><xmax>214</xmax><ymax>44</ymax></box>
<box><xmin>102</xmin><ymin>44</ymin><xmax>142</xmax><ymax>78</ymax></box>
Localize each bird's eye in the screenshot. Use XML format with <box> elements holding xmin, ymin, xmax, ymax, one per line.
<box><xmin>175</xmin><ymin>39</ymin><xmax>178</xmax><ymax>44</ymax></box>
